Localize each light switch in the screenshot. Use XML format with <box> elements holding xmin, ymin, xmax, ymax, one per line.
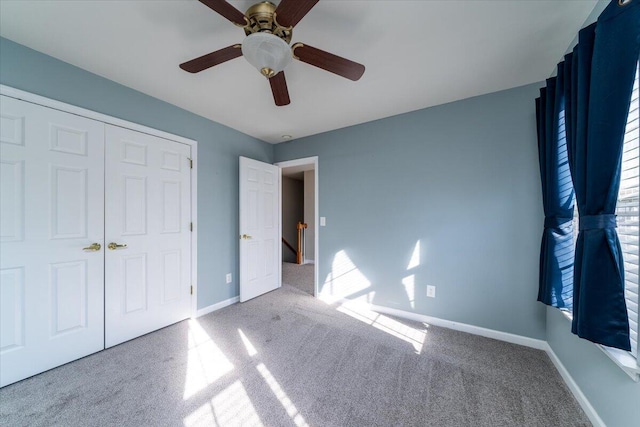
<box><xmin>320</xmin><ymin>217</ymin><xmax>326</xmax><ymax>226</ymax></box>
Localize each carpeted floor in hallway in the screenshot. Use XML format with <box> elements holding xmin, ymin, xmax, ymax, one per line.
<box><xmin>282</xmin><ymin>261</ymin><xmax>314</xmax><ymax>295</ymax></box>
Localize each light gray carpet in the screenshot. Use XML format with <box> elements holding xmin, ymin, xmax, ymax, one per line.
<box><xmin>282</xmin><ymin>262</ymin><xmax>314</xmax><ymax>295</ymax></box>
<box><xmin>0</xmin><ymin>285</ymin><xmax>590</xmax><ymax>427</ymax></box>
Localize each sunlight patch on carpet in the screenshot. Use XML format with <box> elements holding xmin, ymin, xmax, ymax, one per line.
<box><xmin>183</xmin><ymin>319</ymin><xmax>234</xmax><ymax>400</ymax></box>
<box><xmin>183</xmin><ymin>402</ymin><xmax>215</xmax><ymax>426</ymax></box>
<box><xmin>183</xmin><ymin>380</ymin><xmax>263</xmax><ymax>427</ymax></box>
<box><xmin>238</xmin><ymin>328</ymin><xmax>258</xmax><ymax>356</ymax></box>
<box><xmin>211</xmin><ymin>380</ymin><xmax>263</xmax><ymax>426</ymax></box>
<box><xmin>257</xmin><ymin>363</ymin><xmax>309</xmax><ymax>427</ymax></box>
<box><xmin>337</xmin><ymin>302</ymin><xmax>427</xmax><ymax>353</ymax></box>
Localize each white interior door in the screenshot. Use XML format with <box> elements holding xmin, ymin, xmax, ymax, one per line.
<box><xmin>239</xmin><ymin>156</ymin><xmax>280</xmax><ymax>302</ymax></box>
<box><xmin>104</xmin><ymin>125</ymin><xmax>191</xmax><ymax>348</ymax></box>
<box><xmin>0</xmin><ymin>96</ymin><xmax>105</xmax><ymax>387</ymax></box>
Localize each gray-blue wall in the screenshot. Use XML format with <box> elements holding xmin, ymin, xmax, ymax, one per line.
<box><xmin>275</xmin><ymin>83</ymin><xmax>547</xmax><ymax>340</ymax></box>
<box><xmin>0</xmin><ymin>37</ymin><xmax>273</xmax><ymax>309</ymax></box>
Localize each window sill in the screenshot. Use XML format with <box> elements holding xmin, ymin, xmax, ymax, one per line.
<box><xmin>560</xmin><ymin>311</ymin><xmax>639</xmax><ymax>382</ymax></box>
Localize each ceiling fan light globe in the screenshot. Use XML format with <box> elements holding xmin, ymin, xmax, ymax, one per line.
<box><xmin>241</xmin><ymin>33</ymin><xmax>292</xmax><ymax>77</ymax></box>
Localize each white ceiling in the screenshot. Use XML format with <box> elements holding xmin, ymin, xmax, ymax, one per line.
<box><xmin>0</xmin><ymin>0</ymin><xmax>597</xmax><ymax>144</ymax></box>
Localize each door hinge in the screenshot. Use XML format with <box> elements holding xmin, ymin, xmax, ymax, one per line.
<box><xmin>190</xmin><ymin>222</ymin><xmax>193</xmax><ymax>232</ymax></box>
<box><xmin>188</xmin><ymin>158</ymin><xmax>193</xmax><ymax>169</ymax></box>
<box><xmin>190</xmin><ymin>285</ymin><xmax>193</xmax><ymax>295</ymax></box>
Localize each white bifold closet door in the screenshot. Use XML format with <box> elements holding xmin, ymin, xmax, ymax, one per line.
<box><xmin>0</xmin><ymin>96</ymin><xmax>105</xmax><ymax>387</ymax></box>
<box><xmin>104</xmin><ymin>125</ymin><xmax>192</xmax><ymax>348</ymax></box>
<box><xmin>1</xmin><ymin>95</ymin><xmax>193</xmax><ymax>386</ymax></box>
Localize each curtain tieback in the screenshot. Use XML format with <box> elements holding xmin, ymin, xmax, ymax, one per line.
<box><xmin>544</xmin><ymin>216</ymin><xmax>572</xmax><ymax>228</ymax></box>
<box><xmin>578</xmin><ymin>214</ymin><xmax>617</xmax><ymax>230</ymax></box>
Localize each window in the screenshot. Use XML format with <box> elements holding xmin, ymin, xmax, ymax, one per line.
<box><xmin>618</xmin><ymin>62</ymin><xmax>639</xmax><ymax>358</ymax></box>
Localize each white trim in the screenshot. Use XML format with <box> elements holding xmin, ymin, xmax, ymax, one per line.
<box><xmin>195</xmin><ymin>296</ymin><xmax>240</xmax><ymax>318</ymax></box>
<box><xmin>275</xmin><ymin>156</ymin><xmax>319</xmax><ymax>297</ymax></box>
<box><xmin>278</xmin><ymin>166</ymin><xmax>282</xmax><ymax>292</ymax></box>
<box><xmin>314</xmin><ymin>161</ymin><xmax>318</xmax><ymax>297</ymax></box>
<box><xmin>544</xmin><ymin>343</ymin><xmax>606</xmax><ymax>427</ymax></box>
<box><xmin>189</xmin><ymin>143</ymin><xmax>199</xmax><ymax>318</ymax></box>
<box><xmin>0</xmin><ymin>84</ymin><xmax>200</xmax><ymax>318</ymax></box>
<box><xmin>363</xmin><ymin>302</ymin><xmax>547</xmax><ymax>350</ymax></box>
<box><xmin>596</xmin><ymin>345</ymin><xmax>640</xmax><ymax>381</ymax></box>
<box><xmin>275</xmin><ymin>164</ymin><xmax>283</xmax><ymax>292</ymax></box>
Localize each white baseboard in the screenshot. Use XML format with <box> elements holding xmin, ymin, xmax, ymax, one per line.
<box><xmin>543</xmin><ymin>343</ymin><xmax>605</xmax><ymax>427</ymax></box>
<box><xmin>366</xmin><ymin>303</ymin><xmax>547</xmax><ymax>350</ymax></box>
<box><xmin>195</xmin><ymin>296</ymin><xmax>239</xmax><ymax>318</ymax></box>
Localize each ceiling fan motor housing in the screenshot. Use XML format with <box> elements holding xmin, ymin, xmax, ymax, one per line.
<box><xmin>243</xmin><ymin>1</ymin><xmax>292</xmax><ymax>44</ymax></box>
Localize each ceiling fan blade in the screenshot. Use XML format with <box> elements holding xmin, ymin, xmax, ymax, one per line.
<box><xmin>292</xmin><ymin>43</ymin><xmax>365</xmax><ymax>81</ymax></box>
<box><xmin>274</xmin><ymin>0</ymin><xmax>319</xmax><ymax>28</ymax></box>
<box><xmin>199</xmin><ymin>0</ymin><xmax>247</xmax><ymax>26</ymax></box>
<box><xmin>269</xmin><ymin>72</ymin><xmax>291</xmax><ymax>106</ymax></box>
<box><xmin>179</xmin><ymin>45</ymin><xmax>242</xmax><ymax>73</ymax></box>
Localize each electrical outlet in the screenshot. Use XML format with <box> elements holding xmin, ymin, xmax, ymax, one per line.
<box><xmin>226</xmin><ymin>273</ymin><xmax>232</xmax><ymax>284</ymax></box>
<box><xmin>427</xmin><ymin>285</ymin><xmax>436</xmax><ymax>298</ymax></box>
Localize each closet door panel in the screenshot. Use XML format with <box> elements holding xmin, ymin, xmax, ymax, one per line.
<box><xmin>0</xmin><ymin>95</ymin><xmax>105</xmax><ymax>387</ymax></box>
<box><xmin>105</xmin><ymin>125</ymin><xmax>191</xmax><ymax>347</ymax></box>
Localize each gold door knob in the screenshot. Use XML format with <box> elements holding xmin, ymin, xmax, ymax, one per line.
<box><xmin>241</xmin><ymin>234</ymin><xmax>252</xmax><ymax>240</ymax></box>
<box><xmin>83</xmin><ymin>243</ymin><xmax>101</xmax><ymax>252</ymax></box>
<box><xmin>108</xmin><ymin>242</ymin><xmax>128</xmax><ymax>250</ymax></box>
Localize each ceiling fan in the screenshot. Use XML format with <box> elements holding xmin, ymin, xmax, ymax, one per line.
<box><xmin>179</xmin><ymin>0</ymin><xmax>365</xmax><ymax>106</ymax></box>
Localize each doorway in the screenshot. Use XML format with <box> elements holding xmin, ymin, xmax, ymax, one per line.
<box><xmin>276</xmin><ymin>157</ymin><xmax>318</xmax><ymax>296</ymax></box>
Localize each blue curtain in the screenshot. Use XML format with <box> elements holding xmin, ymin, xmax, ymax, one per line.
<box><xmin>536</xmin><ymin>76</ymin><xmax>575</xmax><ymax>310</ymax></box>
<box><xmin>537</xmin><ymin>0</ymin><xmax>639</xmax><ymax>350</ymax></box>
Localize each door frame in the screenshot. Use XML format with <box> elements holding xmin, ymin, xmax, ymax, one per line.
<box><xmin>0</xmin><ymin>84</ymin><xmax>200</xmax><ymax>318</ymax></box>
<box><xmin>274</xmin><ymin>156</ymin><xmax>319</xmax><ymax>296</ymax></box>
